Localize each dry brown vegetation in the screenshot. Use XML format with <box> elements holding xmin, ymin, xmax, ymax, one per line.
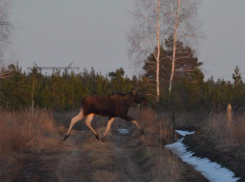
<box><xmin>205</xmin><ymin>113</ymin><xmax>245</xmax><ymax>158</ymax></box>
<box><xmin>0</xmin><ymin>108</ymin><xmax>208</xmax><ymax>182</ymax></box>
<box><xmin>55</xmin><ymin>108</ymin><xmax>207</xmax><ymax>181</ymax></box>
<box><xmin>129</xmin><ymin>108</ymin><xmax>181</xmax><ymax>181</ymax></box>
<box><xmin>181</xmin><ymin>112</ymin><xmax>245</xmax><ymax>181</ymax></box>
<box><xmin>128</xmin><ymin>108</ymin><xmax>206</xmax><ymax>182</ymax></box>
<box><xmin>55</xmin><ymin>108</ymin><xmax>198</xmax><ymax>181</ymax></box>
<box><xmin>0</xmin><ymin>109</ymin><xmax>57</xmax><ymax>178</ymax></box>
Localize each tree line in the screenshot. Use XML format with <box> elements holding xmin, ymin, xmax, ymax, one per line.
<box><xmin>0</xmin><ymin>53</ymin><xmax>244</xmax><ymax>116</ymax></box>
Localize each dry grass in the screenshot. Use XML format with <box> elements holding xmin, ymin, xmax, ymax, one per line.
<box><xmin>128</xmin><ymin>108</ymin><xmax>176</xmax><ymax>146</ymax></box>
<box><xmin>128</xmin><ymin>108</ymin><xmax>181</xmax><ymax>182</ymax></box>
<box><xmin>0</xmin><ymin>109</ymin><xmax>56</xmax><ymax>177</ymax></box>
<box><xmin>206</xmin><ymin>113</ymin><xmax>245</xmax><ymax>157</ymax></box>
<box><xmin>152</xmin><ymin>146</ymin><xmax>181</xmax><ymax>182</ymax></box>
<box><xmin>55</xmin><ymin>108</ymin><xmax>182</xmax><ymax>182</ymax></box>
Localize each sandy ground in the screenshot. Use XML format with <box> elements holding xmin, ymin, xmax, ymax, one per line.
<box><xmin>14</xmin><ymin>129</ymin><xmax>148</xmax><ymax>182</ymax></box>
<box><xmin>11</xmin><ymin>126</ymin><xmax>208</xmax><ymax>182</ymax></box>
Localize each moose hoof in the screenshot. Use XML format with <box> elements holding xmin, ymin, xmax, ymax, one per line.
<box><xmin>140</xmin><ymin>128</ymin><xmax>145</xmax><ymax>134</ymax></box>
<box><xmin>101</xmin><ymin>137</ymin><xmax>106</xmax><ymax>142</ymax></box>
<box><xmin>95</xmin><ymin>134</ymin><xmax>100</xmax><ymax>140</ymax></box>
<box><xmin>63</xmin><ymin>135</ymin><xmax>69</xmax><ymax>141</ymax></box>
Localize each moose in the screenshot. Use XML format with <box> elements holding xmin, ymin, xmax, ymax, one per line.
<box><xmin>63</xmin><ymin>89</ymin><xmax>147</xmax><ymax>142</ymax></box>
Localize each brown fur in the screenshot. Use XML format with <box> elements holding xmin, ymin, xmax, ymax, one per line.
<box><xmin>81</xmin><ymin>91</ymin><xmax>145</xmax><ymax>117</ymax></box>
<box><xmin>64</xmin><ymin>90</ymin><xmax>147</xmax><ymax>142</ymax></box>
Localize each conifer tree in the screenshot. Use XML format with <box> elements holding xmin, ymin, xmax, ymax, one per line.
<box><xmin>232</xmin><ymin>66</ymin><xmax>242</xmax><ymax>86</ymax></box>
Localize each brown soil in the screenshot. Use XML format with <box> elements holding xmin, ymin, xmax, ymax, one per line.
<box><xmin>10</xmin><ymin>127</ymin><xmax>207</xmax><ymax>182</ymax></box>
<box><xmin>183</xmin><ymin>128</ymin><xmax>245</xmax><ymax>182</ymax></box>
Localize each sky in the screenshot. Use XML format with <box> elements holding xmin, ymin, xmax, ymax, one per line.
<box><xmin>4</xmin><ymin>0</ymin><xmax>245</xmax><ymax>81</ymax></box>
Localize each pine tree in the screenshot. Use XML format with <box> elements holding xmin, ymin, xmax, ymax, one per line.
<box><xmin>232</xmin><ymin>66</ymin><xmax>242</xmax><ymax>86</ymax></box>
<box><xmin>143</xmin><ymin>37</ymin><xmax>204</xmax><ymax>91</ymax></box>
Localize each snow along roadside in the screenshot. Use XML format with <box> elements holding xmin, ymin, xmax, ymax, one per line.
<box><xmin>117</xmin><ymin>128</ymin><xmax>130</xmax><ymax>134</ymax></box>
<box><xmin>165</xmin><ymin>130</ymin><xmax>240</xmax><ymax>182</ymax></box>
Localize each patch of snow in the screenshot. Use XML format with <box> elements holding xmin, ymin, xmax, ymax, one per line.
<box><xmin>175</xmin><ymin>130</ymin><xmax>195</xmax><ymax>136</ymax></box>
<box><xmin>165</xmin><ymin>130</ymin><xmax>240</xmax><ymax>182</ymax></box>
<box><xmin>117</xmin><ymin>128</ymin><xmax>129</xmax><ymax>134</ymax></box>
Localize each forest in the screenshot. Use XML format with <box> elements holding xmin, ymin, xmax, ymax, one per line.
<box><xmin>1</xmin><ymin>37</ymin><xmax>244</xmax><ymax>117</ymax></box>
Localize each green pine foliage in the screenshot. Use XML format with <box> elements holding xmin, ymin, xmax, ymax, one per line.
<box><xmin>0</xmin><ymin>65</ymin><xmax>133</xmax><ymax>111</ymax></box>
<box><xmin>0</xmin><ymin>62</ymin><xmax>244</xmax><ymax>114</ymax></box>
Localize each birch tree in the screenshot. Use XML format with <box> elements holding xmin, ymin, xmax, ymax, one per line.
<box><xmin>0</xmin><ymin>0</ymin><xmax>13</xmax><ymax>77</ymax></box>
<box><xmin>0</xmin><ymin>0</ymin><xmax>12</xmax><ymax>53</ymax></box>
<box><xmin>0</xmin><ymin>0</ymin><xmax>12</xmax><ymax>42</ymax></box>
<box><xmin>128</xmin><ymin>0</ymin><xmax>169</xmax><ymax>101</ymax></box>
<box><xmin>167</xmin><ymin>0</ymin><xmax>202</xmax><ymax>91</ymax></box>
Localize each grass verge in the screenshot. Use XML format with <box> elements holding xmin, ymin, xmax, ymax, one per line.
<box><xmin>0</xmin><ymin>109</ymin><xmax>56</xmax><ymax>180</ymax></box>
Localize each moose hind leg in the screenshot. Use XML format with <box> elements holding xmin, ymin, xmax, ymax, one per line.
<box><xmin>84</xmin><ymin>114</ymin><xmax>99</xmax><ymax>140</ymax></box>
<box><xmin>101</xmin><ymin>117</ymin><xmax>115</xmax><ymax>142</ymax></box>
<box><xmin>120</xmin><ymin>115</ymin><xmax>144</xmax><ymax>134</ymax></box>
<box><xmin>64</xmin><ymin>109</ymin><xmax>84</xmax><ymax>141</ymax></box>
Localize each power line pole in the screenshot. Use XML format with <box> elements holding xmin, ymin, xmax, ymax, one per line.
<box><xmin>27</xmin><ymin>62</ymin><xmax>79</xmax><ymax>73</ymax></box>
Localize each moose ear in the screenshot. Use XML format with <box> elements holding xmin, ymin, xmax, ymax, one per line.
<box><xmin>132</xmin><ymin>88</ymin><xmax>137</xmax><ymax>95</ymax></box>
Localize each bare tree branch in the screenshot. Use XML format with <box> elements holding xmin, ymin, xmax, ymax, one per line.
<box><xmin>167</xmin><ymin>0</ymin><xmax>202</xmax><ymax>91</ymax></box>
<box><xmin>0</xmin><ymin>0</ymin><xmax>14</xmax><ymax>65</ymax></box>
<box><xmin>128</xmin><ymin>0</ymin><xmax>171</xmax><ymax>101</ymax></box>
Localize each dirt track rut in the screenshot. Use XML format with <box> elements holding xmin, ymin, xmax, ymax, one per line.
<box><xmin>15</xmin><ymin>129</ymin><xmax>145</xmax><ymax>182</ymax></box>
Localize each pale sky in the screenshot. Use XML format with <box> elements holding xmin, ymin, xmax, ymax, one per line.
<box><xmin>5</xmin><ymin>0</ymin><xmax>245</xmax><ymax>81</ymax></box>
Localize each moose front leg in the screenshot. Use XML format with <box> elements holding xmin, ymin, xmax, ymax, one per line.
<box><xmin>120</xmin><ymin>115</ymin><xmax>144</xmax><ymax>134</ymax></box>
<box><xmin>84</xmin><ymin>114</ymin><xmax>100</xmax><ymax>140</ymax></box>
<box><xmin>101</xmin><ymin>117</ymin><xmax>115</xmax><ymax>142</ymax></box>
<box><xmin>64</xmin><ymin>109</ymin><xmax>84</xmax><ymax>141</ymax></box>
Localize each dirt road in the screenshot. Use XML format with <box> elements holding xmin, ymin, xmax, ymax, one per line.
<box><xmin>14</xmin><ymin>129</ymin><xmax>148</xmax><ymax>182</ymax></box>
<box><xmin>12</xmin><ymin>124</ymin><xmax>209</xmax><ymax>182</ymax></box>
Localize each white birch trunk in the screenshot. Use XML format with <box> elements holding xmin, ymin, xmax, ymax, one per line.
<box><xmin>156</xmin><ymin>0</ymin><xmax>161</xmax><ymax>101</ymax></box>
<box><xmin>169</xmin><ymin>0</ymin><xmax>181</xmax><ymax>92</ymax></box>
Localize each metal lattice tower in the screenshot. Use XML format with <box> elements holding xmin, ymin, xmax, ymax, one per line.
<box><xmin>27</xmin><ymin>62</ymin><xmax>79</xmax><ymax>73</ymax></box>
